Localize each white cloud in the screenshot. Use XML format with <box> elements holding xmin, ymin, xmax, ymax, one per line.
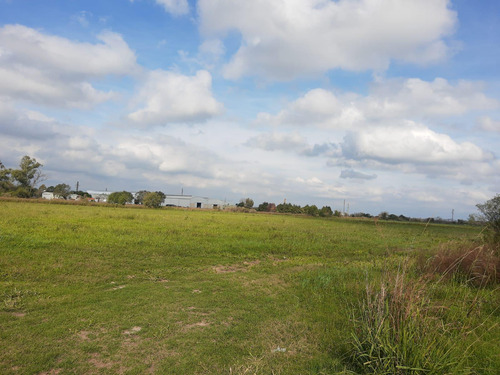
<box><xmin>198</xmin><ymin>0</ymin><xmax>457</xmax><ymax>80</ymax></box>
<box><xmin>258</xmin><ymin>78</ymin><xmax>498</xmax><ymax>129</ymax></box>
<box><xmin>0</xmin><ymin>24</ymin><xmax>137</xmax><ymax>108</ymax></box>
<box><xmin>155</xmin><ymin>0</ymin><xmax>189</xmax><ymax>16</ymax></box>
<box><xmin>477</xmin><ymin>116</ymin><xmax>500</xmax><ymax>132</ymax></box>
<box><xmin>341</xmin><ymin>122</ymin><xmax>493</xmax><ymax>165</ymax></box>
<box><xmin>128</xmin><ymin>70</ymin><xmax>223</xmax><ymax>126</ymax></box>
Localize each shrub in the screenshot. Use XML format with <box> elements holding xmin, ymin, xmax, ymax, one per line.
<box><xmin>350</xmin><ymin>267</ymin><xmax>475</xmax><ymax>374</ymax></box>
<box><xmin>476</xmin><ymin>194</ymin><xmax>500</xmax><ymax>243</ymax></box>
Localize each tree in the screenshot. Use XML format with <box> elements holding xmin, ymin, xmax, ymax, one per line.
<box><xmin>319</xmin><ymin>206</ymin><xmax>333</xmax><ymax>217</ymax></box>
<box><xmin>134</xmin><ymin>190</ymin><xmax>150</xmax><ymax>205</ymax></box>
<box><xmin>10</xmin><ymin>156</ymin><xmax>44</xmax><ymax>197</ymax></box>
<box><xmin>53</xmin><ymin>183</ymin><xmax>71</xmax><ymax>199</ymax></box>
<box><xmin>238</xmin><ymin>198</ymin><xmax>254</xmax><ymax>209</ymax></box>
<box><xmin>155</xmin><ymin>191</ymin><xmax>166</xmax><ymax>201</ymax></box>
<box><xmin>108</xmin><ymin>191</ymin><xmax>134</xmax><ymax>205</ymax></box>
<box><xmin>304</xmin><ymin>204</ymin><xmax>319</xmax><ymax>217</ymax></box>
<box><xmin>257</xmin><ymin>202</ymin><xmax>269</xmax><ymax>212</ymax></box>
<box><xmin>476</xmin><ymin>194</ymin><xmax>500</xmax><ymax>242</ymax></box>
<box><xmin>143</xmin><ymin>192</ymin><xmax>164</xmax><ymax>208</ymax></box>
<box><xmin>0</xmin><ymin>161</ymin><xmax>13</xmax><ymax>194</ymax></box>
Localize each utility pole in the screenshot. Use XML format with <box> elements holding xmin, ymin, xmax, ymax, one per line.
<box><xmin>452</xmin><ymin>209</ymin><xmax>454</xmax><ymax>222</ymax></box>
<box><xmin>76</xmin><ymin>181</ymin><xmax>79</xmax><ymax>192</ymax></box>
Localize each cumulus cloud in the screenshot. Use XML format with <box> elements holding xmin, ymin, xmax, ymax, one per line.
<box><xmin>155</xmin><ymin>0</ymin><xmax>189</xmax><ymax>15</ymax></box>
<box><xmin>341</xmin><ymin>122</ymin><xmax>493</xmax><ymax>165</ymax></box>
<box><xmin>257</xmin><ymin>78</ymin><xmax>498</xmax><ymax>129</ymax></box>
<box><xmin>198</xmin><ymin>0</ymin><xmax>457</xmax><ymax>80</ymax></box>
<box><xmin>0</xmin><ymin>24</ymin><xmax>137</xmax><ymax>108</ymax></box>
<box><xmin>128</xmin><ymin>70</ymin><xmax>223</xmax><ymax>126</ymax></box>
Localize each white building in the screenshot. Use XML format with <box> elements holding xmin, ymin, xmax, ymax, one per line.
<box><xmin>87</xmin><ymin>190</ymin><xmax>113</xmax><ymax>203</ymax></box>
<box><xmin>41</xmin><ymin>191</ymin><xmax>63</xmax><ymax>200</ymax></box>
<box><xmin>164</xmin><ymin>194</ymin><xmax>229</xmax><ymax>209</ymax></box>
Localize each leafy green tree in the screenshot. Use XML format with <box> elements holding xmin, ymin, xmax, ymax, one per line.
<box><xmin>143</xmin><ymin>192</ymin><xmax>164</xmax><ymax>208</ymax></box>
<box><xmin>379</xmin><ymin>211</ymin><xmax>389</xmax><ymax>220</ymax></box>
<box><xmin>304</xmin><ymin>204</ymin><xmax>319</xmax><ymax>216</ymax></box>
<box><xmin>0</xmin><ymin>161</ymin><xmax>13</xmax><ymax>194</ymax></box>
<box><xmin>134</xmin><ymin>190</ymin><xmax>150</xmax><ymax>205</ymax></box>
<box><xmin>108</xmin><ymin>191</ymin><xmax>134</xmax><ymax>205</ymax></box>
<box><xmin>11</xmin><ymin>156</ymin><xmax>44</xmax><ymax>197</ymax></box>
<box><xmin>155</xmin><ymin>191</ymin><xmax>166</xmax><ymax>202</ymax></box>
<box><xmin>257</xmin><ymin>202</ymin><xmax>269</xmax><ymax>211</ymax></box>
<box><xmin>319</xmin><ymin>206</ymin><xmax>333</xmax><ymax>217</ymax></box>
<box><xmin>333</xmin><ymin>210</ymin><xmax>342</xmax><ymax>217</ymax></box>
<box><xmin>53</xmin><ymin>183</ymin><xmax>71</xmax><ymax>199</ymax></box>
<box><xmin>238</xmin><ymin>198</ymin><xmax>254</xmax><ymax>209</ymax></box>
<box><xmin>476</xmin><ymin>194</ymin><xmax>500</xmax><ymax>242</ymax></box>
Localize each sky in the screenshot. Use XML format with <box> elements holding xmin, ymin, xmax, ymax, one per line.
<box><xmin>0</xmin><ymin>0</ymin><xmax>499</xmax><ymax>219</ymax></box>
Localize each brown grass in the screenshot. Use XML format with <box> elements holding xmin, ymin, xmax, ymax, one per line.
<box><xmin>422</xmin><ymin>242</ymin><xmax>500</xmax><ymax>286</ymax></box>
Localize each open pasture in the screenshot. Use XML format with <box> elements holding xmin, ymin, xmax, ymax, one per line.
<box><xmin>0</xmin><ymin>201</ymin><xmax>498</xmax><ymax>374</ymax></box>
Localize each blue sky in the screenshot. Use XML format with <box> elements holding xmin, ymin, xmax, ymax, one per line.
<box><xmin>1</xmin><ymin>0</ymin><xmax>499</xmax><ymax>218</ymax></box>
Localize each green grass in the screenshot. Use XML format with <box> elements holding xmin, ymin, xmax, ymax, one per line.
<box><xmin>0</xmin><ymin>200</ymin><xmax>497</xmax><ymax>374</ymax></box>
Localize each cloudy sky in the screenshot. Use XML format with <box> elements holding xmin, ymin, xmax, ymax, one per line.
<box><xmin>1</xmin><ymin>0</ymin><xmax>499</xmax><ymax>218</ymax></box>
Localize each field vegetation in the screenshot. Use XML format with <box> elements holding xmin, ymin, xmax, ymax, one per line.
<box><xmin>1</xmin><ymin>200</ymin><xmax>499</xmax><ymax>374</ymax></box>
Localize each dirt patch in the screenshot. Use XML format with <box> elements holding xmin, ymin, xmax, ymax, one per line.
<box><xmin>110</xmin><ymin>285</ymin><xmax>126</xmax><ymax>291</ymax></box>
<box><xmin>184</xmin><ymin>320</ymin><xmax>210</xmax><ymax>330</ymax></box>
<box><xmin>123</xmin><ymin>326</ymin><xmax>142</xmax><ymax>335</ymax></box>
<box><xmin>88</xmin><ymin>353</ymin><xmax>113</xmax><ymax>369</ymax></box>
<box><xmin>38</xmin><ymin>369</ymin><xmax>62</xmax><ymax>375</ymax></box>
<box><xmin>77</xmin><ymin>330</ymin><xmax>90</xmax><ymax>340</ymax></box>
<box><xmin>192</xmin><ymin>289</ymin><xmax>202</xmax><ymax>294</ymax></box>
<box><xmin>11</xmin><ymin>312</ymin><xmax>26</xmax><ymax>317</ymax></box>
<box><xmin>213</xmin><ymin>260</ymin><xmax>261</xmax><ymax>274</ymax></box>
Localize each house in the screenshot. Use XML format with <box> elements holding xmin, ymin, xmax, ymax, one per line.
<box><xmin>41</xmin><ymin>191</ymin><xmax>63</xmax><ymax>200</ymax></box>
<box><xmin>86</xmin><ymin>190</ymin><xmax>113</xmax><ymax>203</ymax></box>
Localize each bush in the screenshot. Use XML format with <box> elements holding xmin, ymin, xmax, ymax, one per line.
<box><xmin>108</xmin><ymin>191</ymin><xmax>133</xmax><ymax>205</ymax></box>
<box><xmin>350</xmin><ymin>267</ymin><xmax>475</xmax><ymax>374</ymax></box>
<box><xmin>143</xmin><ymin>192</ymin><xmax>164</xmax><ymax>208</ymax></box>
<box><xmin>476</xmin><ymin>194</ymin><xmax>500</xmax><ymax>243</ymax></box>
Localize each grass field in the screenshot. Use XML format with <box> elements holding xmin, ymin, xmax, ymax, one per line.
<box><xmin>1</xmin><ymin>200</ymin><xmax>498</xmax><ymax>374</ymax></box>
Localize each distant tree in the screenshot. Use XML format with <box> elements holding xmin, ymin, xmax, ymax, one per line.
<box><xmin>0</xmin><ymin>161</ymin><xmax>13</xmax><ymax>194</ymax></box>
<box><xmin>155</xmin><ymin>191</ymin><xmax>166</xmax><ymax>201</ymax></box>
<box><xmin>304</xmin><ymin>204</ymin><xmax>319</xmax><ymax>217</ymax></box>
<box><xmin>53</xmin><ymin>183</ymin><xmax>71</xmax><ymax>199</ymax></box>
<box><xmin>333</xmin><ymin>210</ymin><xmax>342</xmax><ymax>217</ymax></box>
<box><xmin>143</xmin><ymin>192</ymin><xmax>164</xmax><ymax>208</ymax></box>
<box><xmin>239</xmin><ymin>198</ymin><xmax>254</xmax><ymax>209</ymax></box>
<box><xmin>379</xmin><ymin>211</ymin><xmax>389</xmax><ymax>220</ymax></box>
<box><xmin>476</xmin><ymin>194</ymin><xmax>500</xmax><ymax>242</ymax></box>
<box><xmin>319</xmin><ymin>206</ymin><xmax>333</xmax><ymax>217</ymax></box>
<box><xmin>134</xmin><ymin>190</ymin><xmax>150</xmax><ymax>205</ymax></box>
<box><xmin>11</xmin><ymin>156</ymin><xmax>45</xmax><ymax>197</ymax></box>
<box><xmin>257</xmin><ymin>202</ymin><xmax>269</xmax><ymax>212</ymax></box>
<box><xmin>108</xmin><ymin>191</ymin><xmax>133</xmax><ymax>205</ymax></box>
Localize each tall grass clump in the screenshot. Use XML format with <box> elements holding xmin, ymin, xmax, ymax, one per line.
<box><xmin>422</xmin><ymin>241</ymin><xmax>500</xmax><ymax>287</ymax></box>
<box><xmin>349</xmin><ymin>265</ymin><xmax>476</xmax><ymax>374</ymax></box>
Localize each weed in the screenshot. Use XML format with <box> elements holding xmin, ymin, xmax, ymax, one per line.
<box><xmin>349</xmin><ymin>264</ymin><xmax>476</xmax><ymax>374</ymax></box>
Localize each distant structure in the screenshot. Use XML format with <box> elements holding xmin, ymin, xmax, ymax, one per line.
<box><xmin>84</xmin><ymin>190</ymin><xmax>229</xmax><ymax>209</ymax></box>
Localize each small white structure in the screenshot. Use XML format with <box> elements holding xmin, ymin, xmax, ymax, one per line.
<box><xmin>41</xmin><ymin>191</ymin><xmax>64</xmax><ymax>200</ymax></box>
<box><xmin>87</xmin><ymin>190</ymin><xmax>113</xmax><ymax>203</ymax></box>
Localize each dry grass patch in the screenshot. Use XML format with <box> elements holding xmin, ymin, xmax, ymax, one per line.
<box><xmin>421</xmin><ymin>242</ymin><xmax>500</xmax><ymax>286</ymax></box>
